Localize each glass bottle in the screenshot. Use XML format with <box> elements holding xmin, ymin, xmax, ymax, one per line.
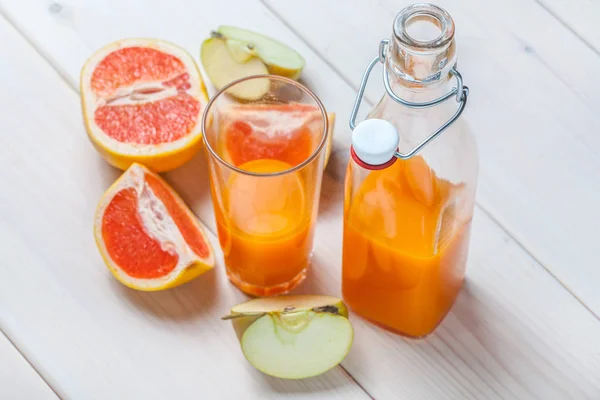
<box><xmin>342</xmin><ymin>3</ymin><xmax>478</xmax><ymax>338</ymax></box>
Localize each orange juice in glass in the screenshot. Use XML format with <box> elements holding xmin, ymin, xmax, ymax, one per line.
<box><xmin>202</xmin><ymin>76</ymin><xmax>328</xmax><ymax>296</ymax></box>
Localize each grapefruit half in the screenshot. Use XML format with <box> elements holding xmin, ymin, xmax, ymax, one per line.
<box><xmin>81</xmin><ymin>39</ymin><xmax>208</xmax><ymax>172</ymax></box>
<box><xmin>94</xmin><ymin>163</ymin><xmax>214</xmax><ymax>291</ymax></box>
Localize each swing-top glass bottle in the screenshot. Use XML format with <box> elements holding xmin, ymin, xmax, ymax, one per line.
<box><xmin>342</xmin><ymin>3</ymin><xmax>478</xmax><ymax>338</ymax></box>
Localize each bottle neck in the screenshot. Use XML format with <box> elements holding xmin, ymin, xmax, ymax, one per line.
<box><xmin>386</xmin><ymin>62</ymin><xmax>455</xmax><ymax>105</ymax></box>
<box><xmin>386</xmin><ymin>3</ymin><xmax>457</xmax><ymax>99</ymax></box>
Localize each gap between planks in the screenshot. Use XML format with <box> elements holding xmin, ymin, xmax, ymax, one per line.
<box><xmin>0</xmin><ymin>327</ymin><xmax>62</xmax><ymax>400</ymax></box>
<box><xmin>0</xmin><ymin>6</ymin><xmax>75</xmax><ymax>94</ymax></box>
<box><xmin>533</xmin><ymin>0</ymin><xmax>600</xmax><ymax>58</ymax></box>
<box><xmin>259</xmin><ymin>0</ymin><xmax>600</xmax><ymax>324</ymax></box>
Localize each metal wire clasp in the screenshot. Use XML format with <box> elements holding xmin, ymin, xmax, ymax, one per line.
<box><xmin>349</xmin><ymin>39</ymin><xmax>469</xmax><ymax>160</ymax></box>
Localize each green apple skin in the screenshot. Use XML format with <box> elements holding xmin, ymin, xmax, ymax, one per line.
<box><xmin>217</xmin><ymin>25</ymin><xmax>305</xmax><ymax>80</ymax></box>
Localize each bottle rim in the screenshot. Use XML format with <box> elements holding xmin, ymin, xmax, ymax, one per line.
<box><xmin>393</xmin><ymin>3</ymin><xmax>455</xmax><ymax>52</ymax></box>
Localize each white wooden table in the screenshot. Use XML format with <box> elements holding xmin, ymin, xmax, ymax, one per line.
<box><xmin>1</xmin><ymin>1</ymin><xmax>599</xmax><ymax>399</ymax></box>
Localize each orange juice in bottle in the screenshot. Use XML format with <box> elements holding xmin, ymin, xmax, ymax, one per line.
<box><xmin>343</xmin><ymin>4</ymin><xmax>478</xmax><ymax>337</ymax></box>
<box><xmin>202</xmin><ymin>77</ymin><xmax>329</xmax><ymax>297</ymax></box>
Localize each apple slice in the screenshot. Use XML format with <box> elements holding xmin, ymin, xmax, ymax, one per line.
<box><xmin>216</xmin><ymin>26</ymin><xmax>305</xmax><ymax>80</ymax></box>
<box><xmin>223</xmin><ymin>295</ymin><xmax>354</xmax><ymax>379</ymax></box>
<box><xmin>201</xmin><ymin>26</ymin><xmax>306</xmax><ymax>100</ymax></box>
<box><xmin>201</xmin><ymin>37</ymin><xmax>269</xmax><ymax>100</ymax></box>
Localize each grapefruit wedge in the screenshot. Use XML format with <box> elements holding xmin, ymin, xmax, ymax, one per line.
<box><xmin>94</xmin><ymin>163</ymin><xmax>214</xmax><ymax>291</ymax></box>
<box><xmin>81</xmin><ymin>39</ymin><xmax>208</xmax><ymax>172</ymax></box>
<box><xmin>217</xmin><ymin>103</ymin><xmax>336</xmax><ymax>169</ymax></box>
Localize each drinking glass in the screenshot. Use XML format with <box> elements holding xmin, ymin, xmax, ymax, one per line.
<box><xmin>202</xmin><ymin>75</ymin><xmax>328</xmax><ymax>296</ymax></box>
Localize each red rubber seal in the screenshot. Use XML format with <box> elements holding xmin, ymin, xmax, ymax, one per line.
<box><xmin>350</xmin><ymin>146</ymin><xmax>397</xmax><ymax>170</ymax></box>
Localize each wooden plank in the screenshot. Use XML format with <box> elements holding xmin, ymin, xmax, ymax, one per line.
<box><xmin>1</xmin><ymin>0</ymin><xmax>600</xmax><ymax>399</ymax></box>
<box><xmin>261</xmin><ymin>0</ymin><xmax>600</xmax><ymax>315</ymax></box>
<box><xmin>0</xmin><ymin>13</ymin><xmax>367</xmax><ymax>400</ymax></box>
<box><xmin>0</xmin><ymin>331</ymin><xmax>58</xmax><ymax>400</ymax></box>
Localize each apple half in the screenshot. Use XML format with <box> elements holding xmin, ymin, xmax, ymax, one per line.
<box><xmin>201</xmin><ymin>26</ymin><xmax>305</xmax><ymax>100</ymax></box>
<box><xmin>223</xmin><ymin>295</ymin><xmax>354</xmax><ymax>379</ymax></box>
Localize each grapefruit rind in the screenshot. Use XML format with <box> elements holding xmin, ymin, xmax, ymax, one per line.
<box><xmin>94</xmin><ymin>163</ymin><xmax>214</xmax><ymax>291</ymax></box>
<box><xmin>81</xmin><ymin>38</ymin><xmax>209</xmax><ymax>172</ymax></box>
<box><xmin>324</xmin><ymin>112</ymin><xmax>335</xmax><ymax>166</ymax></box>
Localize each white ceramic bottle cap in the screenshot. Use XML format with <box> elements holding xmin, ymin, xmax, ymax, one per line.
<box><xmin>351</xmin><ymin>119</ymin><xmax>400</xmax><ymax>166</ymax></box>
